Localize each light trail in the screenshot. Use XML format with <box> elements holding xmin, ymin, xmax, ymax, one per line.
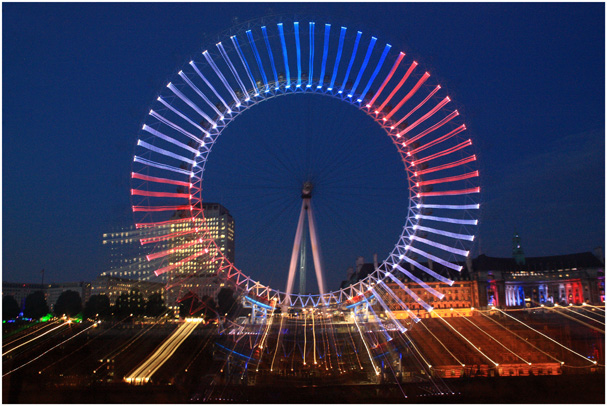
<box><xmin>454</xmin><ymin>310</ymin><xmax>532</xmax><ymax>365</ymax></box>
<box><xmin>393</xmin><ymin>83</ymin><xmax>441</xmax><ymax>130</ymax></box>
<box><xmin>276</xmin><ymin>24</ymin><xmax>291</xmax><ymax>87</ymax></box>
<box><xmin>3</xmin><ymin>323</ymin><xmax>95</xmax><ymax>377</ymax></box>
<box><xmin>312</xmin><ymin>310</ymin><xmax>317</xmax><ymax>364</ymax></box>
<box><xmin>493</xmin><ymin>307</ymin><xmax>597</xmax><ymax>365</ymax></box>
<box><xmin>131</xmin><ymin>172</ymin><xmax>190</xmax><ymax>188</ymax></box>
<box><xmin>3</xmin><ymin>322</ymin><xmax>68</xmax><ymax>356</ymax></box>
<box><xmin>92</xmin><ymin>317</ymin><xmax>167</xmax><ymax>375</ymax></box>
<box><xmin>409</xmin><ymin>124</ymin><xmax>466</xmax><ymax>155</ymax></box>
<box><xmin>418</xmin><ymin>319</ymin><xmax>465</xmax><ymax>366</ymax></box>
<box><xmin>358</xmin><ymin>43</ymin><xmax>391</xmax><ymax>102</ymax></box>
<box><xmin>577</xmin><ymin>304</ymin><xmax>607</xmax><ymax>320</ymax></box>
<box><xmin>403</xmin><ymin>331</ymin><xmax>432</xmax><ymax>369</ymax></box>
<box><xmin>367</xmin><ymin>52</ymin><xmax>404</xmax><ymax>107</ymax></box>
<box><xmin>319</xmin><ymin>312</ymin><xmax>331</xmax><ymax>370</ymax></box>
<box><xmin>349</xmin><ymin>36</ymin><xmax>377</xmax><ymax>97</ymax></box>
<box><xmin>166</xmin><ymin>83</ymin><xmax>216</xmax><ymax>127</ymax></box>
<box><xmin>363</xmin><ymin>298</ymin><xmax>392</xmax><ymax>341</ymax></box>
<box><xmin>476</xmin><ymin>310</ymin><xmax>562</xmax><ymax>363</ymax></box>
<box><xmin>415</xmin><ymin>213</ymin><xmax>477</xmax><ymax>226</ymax></box>
<box><xmin>178</xmin><ymin>71</ymin><xmax>224</xmax><ymax>118</ymax></box>
<box><xmin>409</xmin><ymin>235</ymin><xmax>469</xmax><ymax>257</ymax></box>
<box><xmin>317</xmin><ymin>24</ymin><xmax>330</xmax><ymax>88</ymax></box>
<box><xmin>416</xmin><ymin>203</ymin><xmax>480</xmax><ymax>211</ymax></box>
<box><xmin>338</xmin><ymin>31</ymin><xmax>362</xmax><ymax>94</ymax></box>
<box><xmin>546</xmin><ymin>306</ymin><xmax>605</xmax><ymax>332</ymax></box>
<box><xmin>133</xmin><ymin>156</ymin><xmax>191</xmax><ymax>176</ymax></box>
<box><xmin>412</xmin><ymin>139</ymin><xmax>473</xmax><ymax>165</ymax></box>
<box><xmin>260</xmin><ymin>26</ymin><xmax>279</xmax><ymax>89</ymax></box>
<box><xmin>352</xmin><ymin>312</ymin><xmax>380</xmax><ymax>374</ymax></box>
<box><xmin>414</xmin><ymin>155</ymin><xmax>477</xmax><ymax>176</ymax></box>
<box><xmin>146</xmin><ymin>112</ymin><xmax>203</xmax><ymax>148</ymax></box>
<box><xmin>385</xmin><ymin>72</ymin><xmax>431</xmax><ymax>121</ymax></box>
<box><xmin>140</xmin><ymin>228</ymin><xmax>197</xmax><ymax>245</ymax></box>
<box><xmin>400</xmin><ymin>255</ymin><xmax>454</xmax><ymax>285</ymax></box>
<box><xmin>328</xmin><ymin>26</ymin><xmax>346</xmax><ymax>90</ymax></box>
<box><xmin>131</xmin><ymin>189</ymin><xmax>189</xmax><ymax>199</ymax></box>
<box><xmin>246</xmin><ymin>30</ymin><xmax>270</xmax><ymax>93</ymax></box>
<box><xmin>378</xmin><ymin>279</ymin><xmax>420</xmax><ymax>321</ymax></box>
<box><xmin>345</xmin><ymin>319</ymin><xmax>364</xmax><ymax>370</ymax></box>
<box><xmin>369</xmin><ymin>287</ymin><xmax>407</xmax><ymax>333</ymax></box>
<box><xmin>407</xmin><ymin>246</ymin><xmax>463</xmax><ymax>272</ymax></box>
<box><xmin>307</xmin><ymin>22</ymin><xmax>315</xmax><ymax>88</ymax></box>
<box><xmin>294</xmin><ymin>22</ymin><xmax>302</xmax><ymax>87</ymax></box>
<box><xmin>156</xmin><ymin>96</ymin><xmax>208</xmax><ymax>136</ymax></box>
<box><xmin>416</xmin><ymin>171</ymin><xmax>480</xmax><ymax>187</ymax></box>
<box><xmin>189</xmin><ymin>60</ymin><xmax>231</xmax><ymax>111</ymax></box>
<box><xmin>154</xmin><ymin>248</ymin><xmax>210</xmax><ymax>276</ymax></box>
<box><xmin>583</xmin><ymin>304</ymin><xmax>605</xmax><ymax>313</ymax></box>
<box><xmin>432</xmin><ymin>310</ymin><xmax>499</xmax><ymax>366</ymax></box>
<box><xmin>125</xmin><ymin>319</ymin><xmax>201</xmax><ymax>384</ymax></box>
<box><xmin>203</xmin><ymin>50</ymin><xmax>240</xmax><ymax>104</ymax></box>
<box><xmin>255</xmin><ymin>307</ymin><xmax>276</xmax><ymax>371</ymax></box>
<box><xmin>290</xmin><ymin>314</ymin><xmax>298</xmax><ymax>371</ymax></box>
<box><xmin>217</xmin><ymin>42</ymin><xmax>250</xmax><ymax>96</ymax></box>
<box><xmin>269</xmin><ymin>315</ymin><xmax>285</xmax><ymax>372</ymax></box>
<box><xmin>231</xmin><ymin>35</ymin><xmax>259</xmax><ymax>95</ymax></box>
<box><xmin>146</xmin><ymin>238</ymin><xmax>210</xmax><ymax>261</ymax></box>
<box><xmin>136</xmin><ymin>139</ymin><xmax>195</xmax><ymax>165</ymax></box>
<box><xmin>391</xmin><ymin>265</ymin><xmax>444</xmax><ymax>301</ymax></box>
<box><xmin>405</xmin><ymin>110</ymin><xmax>460</xmax><ymax>147</ymax></box>
<box><xmin>2</xmin><ymin>320</ymin><xmax>62</xmax><ymax>349</ymax></box>
<box><xmin>376</xmin><ymin>61</ymin><xmax>417</xmax><ymax>113</ymax></box>
<box><xmin>418</xmin><ymin>187</ymin><xmax>480</xmax><ymax>198</ymax></box>
<box><xmin>398</xmin><ymin>97</ymin><xmax>451</xmax><ymax>136</ymax></box>
<box><xmin>303</xmin><ymin>310</ymin><xmax>308</xmax><ymax>365</ymax></box>
<box><xmin>557</xmin><ymin>305</ymin><xmax>605</xmax><ymax>326</ymax></box>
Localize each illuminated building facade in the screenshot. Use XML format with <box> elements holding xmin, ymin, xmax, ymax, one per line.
<box><xmin>102</xmin><ymin>224</ymin><xmax>169</xmax><ymax>283</ymax></box>
<box><xmin>473</xmin><ymin>251</ymin><xmax>604</xmax><ymax>307</ymax></box>
<box><xmin>101</xmin><ymin>203</ymin><xmax>235</xmax><ymax>307</ymax></box>
<box><xmin>346</xmin><ymin>245</ymin><xmax>604</xmax><ymax>316</ymax></box>
<box><xmin>165</xmin><ymin>203</ymin><xmax>235</xmax><ymax>306</ymax></box>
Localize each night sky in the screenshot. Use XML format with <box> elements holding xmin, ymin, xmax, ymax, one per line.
<box><xmin>3</xmin><ymin>3</ymin><xmax>604</xmax><ymax>289</ymax></box>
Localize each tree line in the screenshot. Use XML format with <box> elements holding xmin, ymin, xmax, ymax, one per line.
<box><xmin>2</xmin><ymin>287</ymin><xmax>238</xmax><ymax>322</ymax></box>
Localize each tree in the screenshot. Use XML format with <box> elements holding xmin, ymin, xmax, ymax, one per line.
<box><xmin>54</xmin><ymin>290</ymin><xmax>83</xmax><ymax>317</ymax></box>
<box><xmin>145</xmin><ymin>293</ymin><xmax>167</xmax><ymax>317</ymax></box>
<box><xmin>23</xmin><ymin>291</ymin><xmax>49</xmax><ymax>320</ymax></box>
<box><xmin>83</xmin><ymin>294</ymin><xmax>111</xmax><ymax>319</ymax></box>
<box><xmin>114</xmin><ymin>290</ymin><xmax>145</xmax><ymax>317</ymax></box>
<box><xmin>3</xmin><ymin>296</ymin><xmax>20</xmax><ymax>320</ymax></box>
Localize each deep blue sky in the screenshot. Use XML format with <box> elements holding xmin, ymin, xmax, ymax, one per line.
<box><xmin>3</xmin><ymin>3</ymin><xmax>604</xmax><ymax>287</ymax></box>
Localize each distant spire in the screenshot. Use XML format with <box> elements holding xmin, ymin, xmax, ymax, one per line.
<box><xmin>512</xmin><ymin>232</ymin><xmax>525</xmax><ymax>265</ymax></box>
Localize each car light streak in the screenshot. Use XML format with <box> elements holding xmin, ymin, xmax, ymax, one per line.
<box><xmin>3</xmin><ymin>322</ymin><xmax>67</xmax><ymax>356</ymax></box>
<box><xmin>3</xmin><ymin>324</ymin><xmax>95</xmax><ymax>377</ymax></box>
<box><xmin>125</xmin><ymin>319</ymin><xmax>201</xmax><ymax>384</ymax></box>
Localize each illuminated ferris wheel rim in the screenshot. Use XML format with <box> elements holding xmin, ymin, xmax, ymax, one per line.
<box><xmin>131</xmin><ymin>19</ymin><xmax>480</xmax><ymax>310</ymax></box>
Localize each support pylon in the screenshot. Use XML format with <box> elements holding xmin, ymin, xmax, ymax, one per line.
<box><xmin>284</xmin><ymin>182</ymin><xmax>326</xmax><ymax>308</ymax></box>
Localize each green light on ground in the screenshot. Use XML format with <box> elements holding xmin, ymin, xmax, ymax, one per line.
<box><xmin>39</xmin><ymin>314</ymin><xmax>53</xmax><ymax>322</ymax></box>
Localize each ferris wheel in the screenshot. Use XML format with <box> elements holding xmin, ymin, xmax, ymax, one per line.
<box><xmin>131</xmin><ymin>17</ymin><xmax>480</xmax><ymax>315</ymax></box>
